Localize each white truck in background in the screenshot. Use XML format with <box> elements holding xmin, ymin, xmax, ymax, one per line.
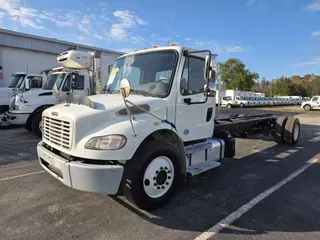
<box><xmin>37</xmin><ymin>45</ymin><xmax>301</xmax><ymax>211</ymax></box>
<box><xmin>0</xmin><ymin>71</ymin><xmax>48</xmax><ymax>114</ymax></box>
<box><xmin>301</xmin><ymin>96</ymin><xmax>320</xmax><ymax>110</ymax></box>
<box><xmin>0</xmin><ymin>50</ymin><xmax>122</xmax><ymax>135</ymax></box>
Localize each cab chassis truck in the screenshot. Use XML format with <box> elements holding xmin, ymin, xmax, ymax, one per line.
<box><xmin>37</xmin><ymin>45</ymin><xmax>300</xmax><ymax>211</ymax></box>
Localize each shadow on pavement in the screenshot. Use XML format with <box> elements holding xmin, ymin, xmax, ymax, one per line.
<box><xmin>110</xmin><ymin>122</ymin><xmax>320</xmax><ymax>236</ymax></box>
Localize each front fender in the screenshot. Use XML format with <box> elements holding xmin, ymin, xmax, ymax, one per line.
<box><xmin>73</xmin><ymin>118</ymin><xmax>179</xmax><ymax>161</ymax></box>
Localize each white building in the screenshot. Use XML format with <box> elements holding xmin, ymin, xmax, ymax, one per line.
<box><xmin>0</xmin><ymin>28</ymin><xmax>124</xmax><ymax>87</ymax></box>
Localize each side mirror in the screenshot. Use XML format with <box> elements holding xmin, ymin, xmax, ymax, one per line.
<box><xmin>204</xmin><ymin>55</ymin><xmax>212</xmax><ymax>81</ymax></box>
<box><xmin>120</xmin><ymin>78</ymin><xmax>131</xmax><ymax>98</ymax></box>
<box><xmin>108</xmin><ymin>64</ymin><xmax>113</xmax><ymax>74</ymax></box>
<box><xmin>72</xmin><ymin>74</ymin><xmax>76</xmax><ymax>89</ymax></box>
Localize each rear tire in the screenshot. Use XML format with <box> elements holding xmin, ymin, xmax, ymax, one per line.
<box><xmin>122</xmin><ymin>140</ymin><xmax>181</xmax><ymax>211</ymax></box>
<box><xmin>274</xmin><ymin>117</ymin><xmax>288</xmax><ymax>144</ymax></box>
<box><xmin>31</xmin><ymin>112</ymin><xmax>43</xmax><ymax>137</ymax></box>
<box><xmin>284</xmin><ymin>117</ymin><xmax>300</xmax><ymax>146</ymax></box>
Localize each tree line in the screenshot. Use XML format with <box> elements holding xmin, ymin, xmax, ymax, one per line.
<box><xmin>219</xmin><ymin>58</ymin><xmax>320</xmax><ymax>97</ymax></box>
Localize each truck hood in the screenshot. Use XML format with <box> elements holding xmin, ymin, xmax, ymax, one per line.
<box><xmin>43</xmin><ymin>93</ymin><xmax>168</xmax><ymax>145</ymax></box>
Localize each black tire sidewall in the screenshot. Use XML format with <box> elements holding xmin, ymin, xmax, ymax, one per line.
<box><xmin>31</xmin><ymin>112</ymin><xmax>42</xmax><ymax>137</ymax></box>
<box><xmin>284</xmin><ymin>117</ymin><xmax>300</xmax><ymax>146</ymax></box>
<box><xmin>304</xmin><ymin>105</ymin><xmax>311</xmax><ymax>111</ymax></box>
<box><xmin>123</xmin><ymin>140</ymin><xmax>181</xmax><ymax>210</ymax></box>
<box><xmin>274</xmin><ymin>117</ymin><xmax>287</xmax><ymax>144</ymax></box>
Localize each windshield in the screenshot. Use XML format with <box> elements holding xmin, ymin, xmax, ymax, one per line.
<box><xmin>44</xmin><ymin>73</ymin><xmax>66</xmax><ymax>90</ymax></box>
<box><xmin>8</xmin><ymin>74</ymin><xmax>26</xmax><ymax>88</ymax></box>
<box><xmin>103</xmin><ymin>50</ymin><xmax>177</xmax><ymax>97</ymax></box>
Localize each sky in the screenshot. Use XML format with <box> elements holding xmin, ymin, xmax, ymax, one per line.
<box><xmin>0</xmin><ymin>0</ymin><xmax>319</xmax><ymax>80</ymax></box>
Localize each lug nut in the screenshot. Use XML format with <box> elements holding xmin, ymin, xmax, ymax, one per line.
<box><xmin>153</xmin><ymin>177</ymin><xmax>156</xmax><ymax>180</ymax></box>
<box><xmin>157</xmin><ymin>186</ymin><xmax>161</xmax><ymax>190</ymax></box>
<box><xmin>154</xmin><ymin>183</ymin><xmax>157</xmax><ymax>186</ymax></box>
<box><xmin>168</xmin><ymin>176</ymin><xmax>171</xmax><ymax>179</ymax></box>
<box><xmin>156</xmin><ymin>171</ymin><xmax>159</xmax><ymax>174</ymax></box>
<box><xmin>164</xmin><ymin>167</ymin><xmax>168</xmax><ymax>170</ymax></box>
<box><xmin>166</xmin><ymin>182</ymin><xmax>169</xmax><ymax>185</ymax></box>
<box><xmin>160</xmin><ymin>167</ymin><xmax>163</xmax><ymax>170</ymax></box>
<box><xmin>167</xmin><ymin>171</ymin><xmax>171</xmax><ymax>174</ymax></box>
<box><xmin>161</xmin><ymin>186</ymin><xmax>165</xmax><ymax>189</ymax></box>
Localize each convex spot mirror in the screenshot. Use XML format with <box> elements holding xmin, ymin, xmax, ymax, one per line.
<box><xmin>120</xmin><ymin>78</ymin><xmax>131</xmax><ymax>98</ymax></box>
<box><xmin>204</xmin><ymin>55</ymin><xmax>212</xmax><ymax>81</ymax></box>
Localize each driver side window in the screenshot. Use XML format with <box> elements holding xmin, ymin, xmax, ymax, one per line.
<box><xmin>180</xmin><ymin>56</ymin><xmax>205</xmax><ymax>96</ymax></box>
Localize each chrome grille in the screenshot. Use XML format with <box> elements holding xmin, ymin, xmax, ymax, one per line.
<box><xmin>43</xmin><ymin>116</ymin><xmax>72</xmax><ymax>150</ymax></box>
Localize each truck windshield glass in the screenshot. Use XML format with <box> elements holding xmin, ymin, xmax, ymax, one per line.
<box><xmin>8</xmin><ymin>74</ymin><xmax>26</xmax><ymax>88</ymax></box>
<box><xmin>44</xmin><ymin>73</ymin><xmax>66</xmax><ymax>90</ymax></box>
<box><xmin>104</xmin><ymin>50</ymin><xmax>177</xmax><ymax>97</ymax></box>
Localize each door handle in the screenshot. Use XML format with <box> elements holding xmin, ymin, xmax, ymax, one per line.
<box><xmin>66</xmin><ymin>92</ymin><xmax>70</xmax><ymax>95</ymax></box>
<box><xmin>184</xmin><ymin>98</ymin><xmax>191</xmax><ymax>105</ymax></box>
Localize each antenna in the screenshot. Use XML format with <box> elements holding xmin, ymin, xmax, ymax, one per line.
<box><xmin>167</xmin><ymin>8</ymin><xmax>175</xmax><ymax>46</ymax></box>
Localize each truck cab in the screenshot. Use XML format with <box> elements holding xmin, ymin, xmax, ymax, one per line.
<box><xmin>302</xmin><ymin>96</ymin><xmax>320</xmax><ymax>111</ymax></box>
<box><xmin>221</xmin><ymin>96</ymin><xmax>238</xmax><ymax>108</ymax></box>
<box><xmin>234</xmin><ymin>96</ymin><xmax>248</xmax><ymax>108</ymax></box>
<box><xmin>37</xmin><ymin>46</ymin><xmax>234</xmax><ymax>210</ymax></box>
<box><xmin>0</xmin><ymin>72</ymin><xmax>45</xmax><ymax>114</ymax></box>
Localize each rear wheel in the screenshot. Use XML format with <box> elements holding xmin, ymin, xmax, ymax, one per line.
<box><xmin>284</xmin><ymin>117</ymin><xmax>300</xmax><ymax>146</ymax></box>
<box><xmin>274</xmin><ymin>117</ymin><xmax>288</xmax><ymax>144</ymax></box>
<box><xmin>122</xmin><ymin>140</ymin><xmax>181</xmax><ymax>211</ymax></box>
<box><xmin>31</xmin><ymin>112</ymin><xmax>43</xmax><ymax>137</ymax></box>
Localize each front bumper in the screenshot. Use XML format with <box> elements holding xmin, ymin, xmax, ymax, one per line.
<box><xmin>5</xmin><ymin>110</ymin><xmax>30</xmax><ymax>125</ymax></box>
<box><xmin>37</xmin><ymin>141</ymin><xmax>124</xmax><ymax>194</ymax></box>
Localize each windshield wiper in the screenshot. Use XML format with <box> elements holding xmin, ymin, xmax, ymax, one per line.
<box><xmin>130</xmin><ymin>89</ymin><xmax>150</xmax><ymax>97</ymax></box>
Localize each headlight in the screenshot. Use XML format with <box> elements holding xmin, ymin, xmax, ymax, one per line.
<box><xmin>18</xmin><ymin>105</ymin><xmax>30</xmax><ymax>110</ymax></box>
<box><xmin>85</xmin><ymin>135</ymin><xmax>127</xmax><ymax>150</ymax></box>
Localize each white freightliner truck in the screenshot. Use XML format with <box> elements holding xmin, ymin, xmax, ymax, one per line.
<box><xmin>0</xmin><ymin>50</ymin><xmax>121</xmax><ymax>135</ymax></box>
<box><xmin>0</xmin><ymin>71</ymin><xmax>48</xmax><ymax>114</ymax></box>
<box><xmin>37</xmin><ymin>45</ymin><xmax>301</xmax><ymax>211</ymax></box>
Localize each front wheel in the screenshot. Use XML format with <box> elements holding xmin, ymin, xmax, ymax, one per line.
<box><xmin>122</xmin><ymin>140</ymin><xmax>181</xmax><ymax>211</ymax></box>
<box><xmin>239</xmin><ymin>103</ymin><xmax>244</xmax><ymax>108</ymax></box>
<box><xmin>227</xmin><ymin>104</ymin><xmax>232</xmax><ymax>109</ymax></box>
<box><xmin>303</xmin><ymin>105</ymin><xmax>311</xmax><ymax>111</ymax></box>
<box><xmin>31</xmin><ymin>112</ymin><xmax>43</xmax><ymax>137</ymax></box>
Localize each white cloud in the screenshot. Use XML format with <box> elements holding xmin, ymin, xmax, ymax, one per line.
<box><xmin>78</xmin><ymin>15</ymin><xmax>93</xmax><ymax>35</ymax></box>
<box><xmin>311</xmin><ymin>30</ymin><xmax>320</xmax><ymax>36</ymax></box>
<box><xmin>0</xmin><ymin>0</ymin><xmax>46</xmax><ymax>29</ymax></box>
<box><xmin>294</xmin><ymin>56</ymin><xmax>320</xmax><ymax>66</ymax></box>
<box><xmin>118</xmin><ymin>48</ymin><xmax>135</xmax><ymax>53</ymax></box>
<box><xmin>109</xmin><ymin>10</ymin><xmax>147</xmax><ymax>40</ymax></box>
<box><xmin>0</xmin><ymin>11</ymin><xmax>5</xmax><ymax>23</ymax></box>
<box><xmin>306</xmin><ymin>0</ymin><xmax>320</xmax><ymax>11</ymax></box>
<box><xmin>93</xmin><ymin>34</ymin><xmax>104</xmax><ymax>40</ymax></box>
<box><xmin>248</xmin><ymin>0</ymin><xmax>256</xmax><ymax>4</ymax></box>
<box><xmin>184</xmin><ymin>38</ymin><xmax>244</xmax><ymax>54</ymax></box>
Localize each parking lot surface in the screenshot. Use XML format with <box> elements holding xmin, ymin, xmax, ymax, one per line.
<box><xmin>0</xmin><ymin>108</ymin><xmax>320</xmax><ymax>240</ymax></box>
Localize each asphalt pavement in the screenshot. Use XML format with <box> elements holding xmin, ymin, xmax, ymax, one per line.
<box><xmin>0</xmin><ymin>108</ymin><xmax>320</xmax><ymax>240</ymax></box>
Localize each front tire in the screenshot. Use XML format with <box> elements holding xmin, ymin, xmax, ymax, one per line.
<box><xmin>31</xmin><ymin>112</ymin><xmax>43</xmax><ymax>137</ymax></box>
<box><xmin>122</xmin><ymin>140</ymin><xmax>181</xmax><ymax>211</ymax></box>
<box><xmin>239</xmin><ymin>103</ymin><xmax>244</xmax><ymax>108</ymax></box>
<box><xmin>227</xmin><ymin>104</ymin><xmax>232</xmax><ymax>109</ymax></box>
<box><xmin>303</xmin><ymin>105</ymin><xmax>311</xmax><ymax>111</ymax></box>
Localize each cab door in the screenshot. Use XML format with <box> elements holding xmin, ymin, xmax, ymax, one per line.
<box><xmin>311</xmin><ymin>96</ymin><xmax>320</xmax><ymax>109</ymax></box>
<box><xmin>175</xmin><ymin>55</ymin><xmax>215</xmax><ymax>142</ymax></box>
<box><xmin>60</xmin><ymin>73</ymin><xmax>89</xmax><ymax>99</ymax></box>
